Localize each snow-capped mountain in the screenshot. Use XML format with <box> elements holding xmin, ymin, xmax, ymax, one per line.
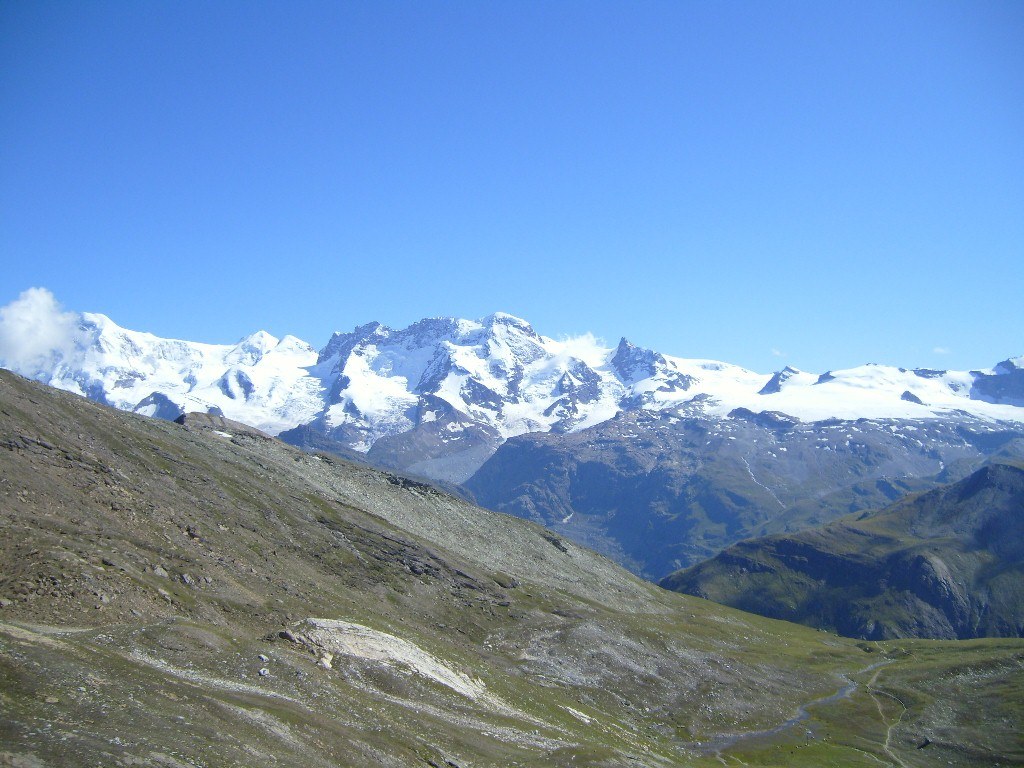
<box><xmin>27</xmin><ymin>312</ymin><xmax>323</xmax><ymax>435</ymax></box>
<box><xmin>6</xmin><ymin>304</ymin><xmax>1024</xmax><ymax>578</ymax></box>
<box><xmin>290</xmin><ymin>313</ymin><xmax>1024</xmax><ymax>482</ymax></box>
<box><xmin>310</xmin><ymin>312</ymin><xmax>1024</xmax><ymax>441</ymax></box>
<box><xmin>3</xmin><ymin>307</ymin><xmax>1023</xmax><ymax>483</ymax></box>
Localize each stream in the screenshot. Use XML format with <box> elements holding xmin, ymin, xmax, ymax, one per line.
<box><xmin>680</xmin><ymin>658</ymin><xmax>892</xmax><ymax>755</ymax></box>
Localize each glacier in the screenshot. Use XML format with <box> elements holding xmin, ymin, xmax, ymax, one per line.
<box><xmin>2</xmin><ymin>305</ymin><xmax>1023</xmax><ymax>482</ymax></box>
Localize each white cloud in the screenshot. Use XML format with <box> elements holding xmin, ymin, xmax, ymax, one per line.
<box><xmin>771</xmin><ymin>348</ymin><xmax>785</xmax><ymax>357</ymax></box>
<box><xmin>933</xmin><ymin>346</ymin><xmax>951</xmax><ymax>355</ymax></box>
<box><xmin>0</xmin><ymin>288</ymin><xmax>81</xmax><ymax>375</ymax></box>
<box><xmin>555</xmin><ymin>332</ymin><xmax>608</xmax><ymax>365</ymax></box>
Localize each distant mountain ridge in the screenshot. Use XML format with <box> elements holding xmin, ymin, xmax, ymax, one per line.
<box><xmin>5</xmin><ymin>309</ymin><xmax>1023</xmax><ymax>485</ymax></box>
<box><xmin>464</xmin><ymin>404</ymin><xmax>1024</xmax><ymax>578</ymax></box>
<box><xmin>660</xmin><ymin>462</ymin><xmax>1024</xmax><ymax>639</ymax></box>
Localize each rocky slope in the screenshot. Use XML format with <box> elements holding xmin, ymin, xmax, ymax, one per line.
<box><xmin>2</xmin><ymin>369</ymin><xmax>1022</xmax><ymax>766</ymax></box>
<box><xmin>661</xmin><ymin>463</ymin><xmax>1024</xmax><ymax>640</ymax></box>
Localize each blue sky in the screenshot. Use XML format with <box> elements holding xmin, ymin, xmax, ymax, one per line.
<box><xmin>1</xmin><ymin>1</ymin><xmax>1021</xmax><ymax>373</ymax></box>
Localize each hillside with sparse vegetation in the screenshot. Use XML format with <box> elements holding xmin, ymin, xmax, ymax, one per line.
<box><xmin>1</xmin><ymin>369</ymin><xmax>1022</xmax><ymax>767</ymax></box>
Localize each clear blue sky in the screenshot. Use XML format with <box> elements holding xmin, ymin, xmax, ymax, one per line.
<box><xmin>2</xmin><ymin>1</ymin><xmax>1021</xmax><ymax>373</ymax></box>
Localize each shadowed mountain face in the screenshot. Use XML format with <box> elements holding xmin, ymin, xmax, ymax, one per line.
<box><xmin>465</xmin><ymin>407</ymin><xmax>1024</xmax><ymax>580</ymax></box>
<box><xmin>661</xmin><ymin>463</ymin><xmax>1024</xmax><ymax>640</ymax></box>
<box><xmin>2</xmin><ymin>369</ymin><xmax>1023</xmax><ymax>766</ymax></box>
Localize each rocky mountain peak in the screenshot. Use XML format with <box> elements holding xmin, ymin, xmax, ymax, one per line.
<box><xmin>610</xmin><ymin>337</ymin><xmax>662</xmax><ymax>383</ymax></box>
<box><xmin>758</xmin><ymin>366</ymin><xmax>802</xmax><ymax>395</ymax></box>
<box><xmin>971</xmin><ymin>356</ymin><xmax>1024</xmax><ymax>407</ymax></box>
<box><xmin>316</xmin><ymin>321</ymin><xmax>384</xmax><ymax>366</ymax></box>
<box><xmin>390</xmin><ymin>317</ymin><xmax>463</xmax><ymax>347</ymax></box>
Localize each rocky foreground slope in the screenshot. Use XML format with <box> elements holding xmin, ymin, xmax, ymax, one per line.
<box><xmin>1</xmin><ymin>370</ymin><xmax>1022</xmax><ymax>766</ymax></box>
<box><xmin>661</xmin><ymin>462</ymin><xmax>1024</xmax><ymax>640</ymax></box>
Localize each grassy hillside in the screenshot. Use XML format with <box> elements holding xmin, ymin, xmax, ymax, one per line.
<box><xmin>662</xmin><ymin>462</ymin><xmax>1024</xmax><ymax>640</ymax></box>
<box><xmin>1</xmin><ymin>370</ymin><xmax>1021</xmax><ymax>766</ymax></box>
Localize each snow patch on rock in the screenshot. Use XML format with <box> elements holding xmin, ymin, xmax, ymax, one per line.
<box><xmin>302</xmin><ymin>618</ymin><xmax>487</xmax><ymax>699</ymax></box>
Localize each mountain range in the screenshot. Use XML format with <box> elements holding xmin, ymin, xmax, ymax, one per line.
<box><xmin>5</xmin><ymin>309</ymin><xmax>1024</xmax><ymax>579</ymax></box>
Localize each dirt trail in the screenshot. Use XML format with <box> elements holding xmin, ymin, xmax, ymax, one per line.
<box><xmin>866</xmin><ymin>663</ymin><xmax>909</xmax><ymax>768</ymax></box>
